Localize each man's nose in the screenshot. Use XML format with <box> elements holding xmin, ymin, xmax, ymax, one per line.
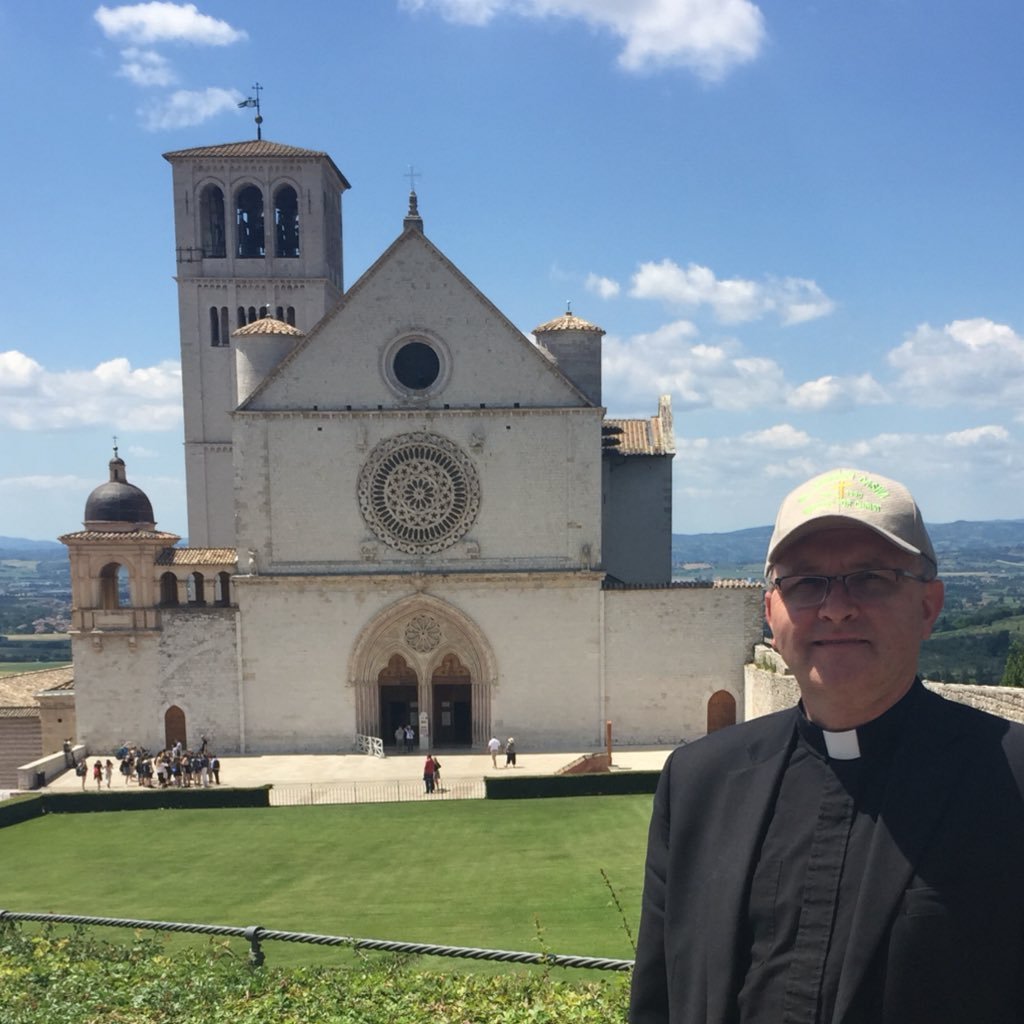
<box><xmin>817</xmin><ymin>576</ymin><xmax>858</xmax><ymax>619</ymax></box>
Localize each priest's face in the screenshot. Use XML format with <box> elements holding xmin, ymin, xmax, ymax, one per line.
<box><xmin>764</xmin><ymin>527</ymin><xmax>944</xmax><ymax>731</ymax></box>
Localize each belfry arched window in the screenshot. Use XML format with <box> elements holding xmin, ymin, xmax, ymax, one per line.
<box><xmin>235</xmin><ymin>185</ymin><xmax>265</xmax><ymax>258</ymax></box>
<box><xmin>273</xmin><ymin>185</ymin><xmax>300</xmax><ymax>257</ymax></box>
<box><xmin>199</xmin><ymin>184</ymin><xmax>226</xmax><ymax>258</ymax></box>
<box><xmin>100</xmin><ymin>563</ymin><xmax>130</xmax><ymax>610</ymax></box>
<box><xmin>160</xmin><ymin>572</ymin><xmax>179</xmax><ymax>606</ymax></box>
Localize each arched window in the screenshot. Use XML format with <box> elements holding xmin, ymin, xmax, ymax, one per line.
<box><xmin>199</xmin><ymin>184</ymin><xmax>226</xmax><ymax>258</ymax></box>
<box><xmin>274</xmin><ymin>185</ymin><xmax>300</xmax><ymax>257</ymax></box>
<box><xmin>160</xmin><ymin>572</ymin><xmax>179</xmax><ymax>607</ymax></box>
<box><xmin>186</xmin><ymin>571</ymin><xmax>206</xmax><ymax>606</ymax></box>
<box><xmin>707</xmin><ymin>690</ymin><xmax>737</xmax><ymax>733</ymax></box>
<box><xmin>220</xmin><ymin>307</ymin><xmax>229</xmax><ymax>345</ymax></box>
<box><xmin>275</xmin><ymin>305</ymin><xmax>284</xmax><ymax>321</ymax></box>
<box><xmin>247</xmin><ymin>306</ymin><xmax>257</xmax><ymax>324</ymax></box>
<box><xmin>237</xmin><ymin>306</ymin><xmax>246</xmax><ymax>329</ymax></box>
<box><xmin>259</xmin><ymin>305</ymin><xmax>268</xmax><ymax>319</ymax></box>
<box><xmin>235</xmin><ymin>184</ymin><xmax>265</xmax><ymax>258</ymax></box>
<box><xmin>215</xmin><ymin>571</ymin><xmax>231</xmax><ymax>607</ymax></box>
<box><xmin>165</xmin><ymin>706</ymin><xmax>187</xmax><ymax>749</ymax></box>
<box><xmin>100</xmin><ymin>563</ymin><xmax>130</xmax><ymax>610</ymax></box>
<box><xmin>209</xmin><ymin>307</ymin><xmax>220</xmax><ymax>346</ymax></box>
<box><xmin>286</xmin><ymin>306</ymin><xmax>295</xmax><ymax>326</ymax></box>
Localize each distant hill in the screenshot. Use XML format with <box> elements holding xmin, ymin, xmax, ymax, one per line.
<box><xmin>672</xmin><ymin>520</ymin><xmax>1024</xmax><ymax>572</ymax></box>
<box><xmin>0</xmin><ymin>538</ymin><xmax>66</xmax><ymax>560</ymax></box>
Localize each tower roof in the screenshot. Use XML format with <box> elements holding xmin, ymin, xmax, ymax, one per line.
<box><xmin>532</xmin><ymin>312</ymin><xmax>605</xmax><ymax>335</ymax></box>
<box><xmin>233</xmin><ymin>318</ymin><xmax>305</xmax><ymax>338</ymax></box>
<box><xmin>83</xmin><ymin>451</ymin><xmax>155</xmax><ymax>531</ymax></box>
<box><xmin>162</xmin><ymin>139</ymin><xmax>350</xmax><ymax>189</ymax></box>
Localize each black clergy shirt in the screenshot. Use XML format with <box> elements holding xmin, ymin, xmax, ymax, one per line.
<box><xmin>735</xmin><ymin>680</ymin><xmax>920</xmax><ymax>1024</ymax></box>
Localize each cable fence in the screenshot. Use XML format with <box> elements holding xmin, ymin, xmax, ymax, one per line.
<box><xmin>0</xmin><ymin>910</ymin><xmax>635</xmax><ymax>973</ymax></box>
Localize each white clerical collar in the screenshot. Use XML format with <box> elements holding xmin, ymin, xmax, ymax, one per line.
<box><xmin>822</xmin><ymin>729</ymin><xmax>861</xmax><ymax>760</ymax></box>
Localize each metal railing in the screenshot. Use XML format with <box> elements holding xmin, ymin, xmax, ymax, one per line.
<box><xmin>270</xmin><ymin>779</ymin><xmax>485</xmax><ymax>806</ymax></box>
<box><xmin>0</xmin><ymin>910</ymin><xmax>634</xmax><ymax>973</ymax></box>
<box><xmin>354</xmin><ymin>734</ymin><xmax>386</xmax><ymax>758</ymax></box>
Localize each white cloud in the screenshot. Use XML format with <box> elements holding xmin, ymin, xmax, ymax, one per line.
<box><xmin>117</xmin><ymin>47</ymin><xmax>176</xmax><ymax>86</ymax></box>
<box><xmin>603</xmin><ymin>324</ymin><xmax>788</xmax><ymax>413</ymax></box>
<box><xmin>399</xmin><ymin>0</ymin><xmax>765</xmax><ymax>79</ymax></box>
<box><xmin>787</xmin><ymin>373</ymin><xmax>889</xmax><ymax>412</ymax></box>
<box><xmin>94</xmin><ymin>3</ymin><xmax>247</xmax><ymax>46</ymax></box>
<box><xmin>140</xmin><ymin>86</ymin><xmax>244</xmax><ymax>130</ymax></box>
<box><xmin>585</xmin><ymin>272</ymin><xmax>621</xmax><ymax>299</ymax></box>
<box><xmin>0</xmin><ymin>351</ymin><xmax>182</xmax><ymax>432</ymax></box>
<box><xmin>629</xmin><ymin>259</ymin><xmax>834</xmax><ymax>325</ymax></box>
<box><xmin>944</xmin><ymin>425</ymin><xmax>1010</xmax><ymax>447</ymax></box>
<box><xmin>670</xmin><ymin>425</ymin><xmax>1024</xmax><ymax>532</ymax></box>
<box><xmin>887</xmin><ymin>318</ymin><xmax>1024</xmax><ymax>407</ymax></box>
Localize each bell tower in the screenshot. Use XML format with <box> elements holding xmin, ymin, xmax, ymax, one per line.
<box><xmin>163</xmin><ymin>139</ymin><xmax>350</xmax><ymax>546</ymax></box>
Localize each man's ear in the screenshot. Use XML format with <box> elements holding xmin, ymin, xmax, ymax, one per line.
<box><xmin>920</xmin><ymin>579</ymin><xmax>945</xmax><ymax>640</ymax></box>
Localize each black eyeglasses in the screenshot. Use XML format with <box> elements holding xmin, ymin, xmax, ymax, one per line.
<box><xmin>769</xmin><ymin>568</ymin><xmax>932</xmax><ymax>609</ymax></box>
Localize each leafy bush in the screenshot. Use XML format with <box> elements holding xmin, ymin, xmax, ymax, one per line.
<box><xmin>0</xmin><ymin>922</ymin><xmax>629</xmax><ymax>1023</ymax></box>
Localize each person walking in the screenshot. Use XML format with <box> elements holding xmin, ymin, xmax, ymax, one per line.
<box><xmin>423</xmin><ymin>753</ymin><xmax>436</xmax><ymax>794</ymax></box>
<box><xmin>505</xmin><ymin>737</ymin><xmax>516</xmax><ymax>767</ymax></box>
<box><xmin>488</xmin><ymin>736</ymin><xmax>501</xmax><ymax>768</ymax></box>
<box><xmin>92</xmin><ymin>759</ymin><xmax>103</xmax><ymax>790</ymax></box>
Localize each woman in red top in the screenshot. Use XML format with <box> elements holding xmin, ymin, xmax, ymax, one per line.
<box><xmin>423</xmin><ymin>754</ymin><xmax>436</xmax><ymax>794</ymax></box>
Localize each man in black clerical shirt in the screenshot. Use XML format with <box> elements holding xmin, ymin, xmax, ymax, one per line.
<box><xmin>630</xmin><ymin>467</ymin><xmax>1024</xmax><ymax>1024</ymax></box>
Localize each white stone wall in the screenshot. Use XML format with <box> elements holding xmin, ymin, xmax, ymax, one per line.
<box><xmin>233</xmin><ymin>409</ymin><xmax>603</xmax><ymax>573</ymax></box>
<box><xmin>233</xmin><ymin>572</ymin><xmax>605</xmax><ymax>752</ymax></box>
<box><xmin>604</xmin><ymin>585</ymin><xmax>765</xmax><ymax>745</ymax></box>
<box><xmin>743</xmin><ymin>643</ymin><xmax>1024</xmax><ymax>724</ymax></box>
<box><xmin>71</xmin><ymin>608</ymin><xmax>239</xmax><ymax>754</ymax></box>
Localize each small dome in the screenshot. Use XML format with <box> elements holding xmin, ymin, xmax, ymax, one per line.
<box><xmin>84</xmin><ymin>451</ymin><xmax>155</xmax><ymax>531</ymax></box>
<box><xmin>232</xmin><ymin>317</ymin><xmax>304</xmax><ymax>338</ymax></box>
<box><xmin>532</xmin><ymin>312</ymin><xmax>605</xmax><ymax>335</ymax></box>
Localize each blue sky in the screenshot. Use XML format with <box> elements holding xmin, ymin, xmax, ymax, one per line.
<box><xmin>1</xmin><ymin>0</ymin><xmax>1022</xmax><ymax>541</ymax></box>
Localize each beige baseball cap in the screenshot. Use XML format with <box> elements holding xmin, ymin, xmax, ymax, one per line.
<box><xmin>765</xmin><ymin>467</ymin><xmax>937</xmax><ymax>575</ymax></box>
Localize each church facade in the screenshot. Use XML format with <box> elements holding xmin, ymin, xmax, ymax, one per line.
<box><xmin>60</xmin><ymin>138</ymin><xmax>763</xmax><ymax>755</ymax></box>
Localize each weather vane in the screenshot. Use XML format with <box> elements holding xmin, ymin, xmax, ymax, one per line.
<box><xmin>238</xmin><ymin>82</ymin><xmax>264</xmax><ymax>140</ymax></box>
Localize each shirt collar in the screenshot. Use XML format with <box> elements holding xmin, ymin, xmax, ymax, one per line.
<box><xmin>797</xmin><ymin>678</ymin><xmax>923</xmax><ymax>762</ymax></box>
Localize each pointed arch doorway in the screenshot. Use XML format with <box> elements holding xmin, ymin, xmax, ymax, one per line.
<box><xmin>378</xmin><ymin>654</ymin><xmax>418</xmax><ymax>750</ymax></box>
<box><xmin>432</xmin><ymin>652</ymin><xmax>472</xmax><ymax>746</ymax></box>
<box><xmin>351</xmin><ymin>596</ymin><xmax>497</xmax><ymax>749</ymax></box>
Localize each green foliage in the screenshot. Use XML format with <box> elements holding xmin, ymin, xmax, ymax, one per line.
<box><xmin>1002</xmin><ymin>641</ymin><xmax>1024</xmax><ymax>688</ymax></box>
<box><xmin>0</xmin><ymin>923</ymin><xmax>630</xmax><ymax>1023</ymax></box>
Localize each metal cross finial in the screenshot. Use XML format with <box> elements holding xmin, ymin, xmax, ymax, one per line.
<box><xmin>405</xmin><ymin>165</ymin><xmax>420</xmax><ymax>193</ymax></box>
<box><xmin>112</xmin><ymin>435</ymin><xmax>119</xmax><ymax>457</ymax></box>
<box><xmin>238</xmin><ymin>82</ymin><xmax>264</xmax><ymax>140</ymax></box>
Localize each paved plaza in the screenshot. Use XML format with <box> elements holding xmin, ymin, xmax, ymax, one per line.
<box><xmin>41</xmin><ymin>745</ymin><xmax>674</xmax><ymax>804</ymax></box>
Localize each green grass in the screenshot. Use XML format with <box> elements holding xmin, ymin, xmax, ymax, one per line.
<box><xmin>2</xmin><ymin>796</ymin><xmax>652</xmax><ymax>969</ymax></box>
<box><xmin>0</xmin><ymin>661</ymin><xmax>70</xmax><ymax>675</ymax></box>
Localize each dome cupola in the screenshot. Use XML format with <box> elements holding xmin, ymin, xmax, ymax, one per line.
<box><xmin>83</xmin><ymin>448</ymin><xmax>156</xmax><ymax>531</ymax></box>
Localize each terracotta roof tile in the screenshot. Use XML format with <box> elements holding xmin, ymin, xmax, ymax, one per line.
<box><xmin>604</xmin><ymin>417</ymin><xmax>673</xmax><ymax>456</ymax></box>
<box><xmin>162</xmin><ymin>139</ymin><xmax>350</xmax><ymax>188</ymax></box>
<box><xmin>233</xmin><ymin>318</ymin><xmax>304</xmax><ymax>338</ymax></box>
<box><xmin>0</xmin><ymin>666</ymin><xmax>74</xmax><ymax>706</ymax></box>
<box><xmin>533</xmin><ymin>313</ymin><xmax>605</xmax><ymax>334</ymax></box>
<box><xmin>59</xmin><ymin>530</ymin><xmax>181</xmax><ymax>543</ymax></box>
<box><xmin>155</xmin><ymin>548</ymin><xmax>238</xmax><ymax>566</ymax></box>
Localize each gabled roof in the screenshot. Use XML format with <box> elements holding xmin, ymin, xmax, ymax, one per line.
<box><xmin>604</xmin><ymin>396</ymin><xmax>675</xmax><ymax>456</ymax></box>
<box><xmin>162</xmin><ymin>139</ymin><xmax>350</xmax><ymax>189</ymax></box>
<box><xmin>239</xmin><ymin>225</ymin><xmax>595</xmax><ymax>410</ymax></box>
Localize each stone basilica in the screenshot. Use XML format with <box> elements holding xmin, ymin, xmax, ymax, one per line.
<box><xmin>60</xmin><ymin>136</ymin><xmax>763</xmax><ymax>755</ymax></box>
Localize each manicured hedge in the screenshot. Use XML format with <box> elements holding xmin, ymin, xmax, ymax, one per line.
<box><xmin>485</xmin><ymin>770</ymin><xmax>661</xmax><ymax>800</ymax></box>
<box><xmin>0</xmin><ymin>786</ymin><xmax>271</xmax><ymax>826</ymax></box>
<box><xmin>0</xmin><ymin>794</ymin><xmax>43</xmax><ymax>829</ymax></box>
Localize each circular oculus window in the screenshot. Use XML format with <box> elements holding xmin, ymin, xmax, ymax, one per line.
<box><xmin>392</xmin><ymin>340</ymin><xmax>441</xmax><ymax>391</ymax></box>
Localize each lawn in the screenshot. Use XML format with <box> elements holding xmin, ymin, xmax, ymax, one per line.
<box><xmin>2</xmin><ymin>795</ymin><xmax>654</xmax><ymax>970</ymax></box>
